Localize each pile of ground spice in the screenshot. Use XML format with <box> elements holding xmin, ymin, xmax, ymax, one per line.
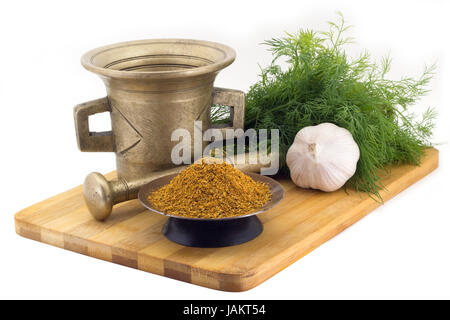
<box><xmin>149</xmin><ymin>160</ymin><xmax>271</xmax><ymax>219</ymax></box>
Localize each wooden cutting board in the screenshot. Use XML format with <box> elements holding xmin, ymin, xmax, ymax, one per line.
<box><xmin>15</xmin><ymin>148</ymin><xmax>438</xmax><ymax>291</ymax></box>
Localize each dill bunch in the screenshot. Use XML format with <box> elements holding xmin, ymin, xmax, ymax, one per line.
<box><xmin>243</xmin><ymin>13</ymin><xmax>436</xmax><ymax>198</ymax></box>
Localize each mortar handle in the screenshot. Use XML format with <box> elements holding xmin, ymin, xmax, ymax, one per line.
<box><xmin>212</xmin><ymin>87</ymin><xmax>245</xmax><ymax>133</ymax></box>
<box><xmin>74</xmin><ymin>97</ymin><xmax>114</xmax><ymax>152</ymax></box>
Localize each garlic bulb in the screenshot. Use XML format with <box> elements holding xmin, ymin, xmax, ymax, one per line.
<box><xmin>286</xmin><ymin>123</ymin><xmax>360</xmax><ymax>192</ymax></box>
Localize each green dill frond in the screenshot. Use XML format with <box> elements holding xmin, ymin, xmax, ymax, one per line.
<box><xmin>245</xmin><ymin>14</ymin><xmax>436</xmax><ymax>199</ymax></box>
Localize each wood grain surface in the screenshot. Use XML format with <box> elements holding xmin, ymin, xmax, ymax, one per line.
<box><xmin>15</xmin><ymin>148</ymin><xmax>439</xmax><ymax>291</ymax></box>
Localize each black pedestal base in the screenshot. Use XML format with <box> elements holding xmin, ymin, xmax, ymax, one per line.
<box><xmin>162</xmin><ymin>216</ymin><xmax>263</xmax><ymax>248</ymax></box>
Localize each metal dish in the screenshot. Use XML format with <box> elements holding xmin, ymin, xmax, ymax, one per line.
<box><xmin>138</xmin><ymin>172</ymin><xmax>285</xmax><ymax>247</ymax></box>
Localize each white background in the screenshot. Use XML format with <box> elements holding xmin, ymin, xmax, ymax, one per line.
<box><xmin>1</xmin><ymin>0</ymin><xmax>449</xmax><ymax>299</ymax></box>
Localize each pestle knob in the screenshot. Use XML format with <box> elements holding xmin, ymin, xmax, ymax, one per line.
<box><xmin>82</xmin><ymin>167</ymin><xmax>186</xmax><ymax>221</ymax></box>
<box><xmin>83</xmin><ymin>172</ymin><xmax>116</xmax><ymax>221</ymax></box>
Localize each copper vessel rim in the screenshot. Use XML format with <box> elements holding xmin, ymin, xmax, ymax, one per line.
<box><xmin>81</xmin><ymin>38</ymin><xmax>236</xmax><ymax>80</ymax></box>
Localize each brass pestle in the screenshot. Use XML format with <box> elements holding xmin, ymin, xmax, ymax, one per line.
<box><xmin>82</xmin><ymin>152</ymin><xmax>278</xmax><ymax>221</ymax></box>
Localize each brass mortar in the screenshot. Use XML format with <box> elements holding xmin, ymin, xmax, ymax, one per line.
<box><xmin>74</xmin><ymin>39</ymin><xmax>248</xmax><ymax>220</ymax></box>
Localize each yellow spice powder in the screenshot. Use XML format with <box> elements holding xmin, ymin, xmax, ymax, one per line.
<box><xmin>149</xmin><ymin>160</ymin><xmax>271</xmax><ymax>219</ymax></box>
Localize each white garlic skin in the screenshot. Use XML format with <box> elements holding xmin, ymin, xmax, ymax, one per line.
<box><xmin>286</xmin><ymin>122</ymin><xmax>360</xmax><ymax>192</ymax></box>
